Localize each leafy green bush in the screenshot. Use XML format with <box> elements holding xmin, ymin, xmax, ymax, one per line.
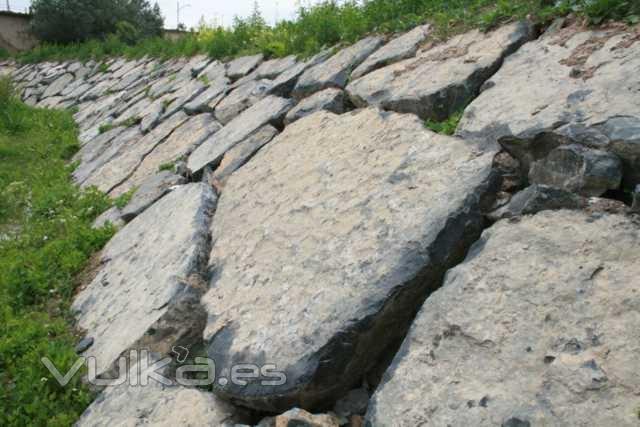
<box><xmin>30</xmin><ymin>0</ymin><xmax>163</xmax><ymax>44</ymax></box>
<box><xmin>0</xmin><ymin>48</ymin><xmax>9</xmax><ymax>60</ymax></box>
<box><xmin>0</xmin><ymin>78</ymin><xmax>114</xmax><ymax>426</ymax></box>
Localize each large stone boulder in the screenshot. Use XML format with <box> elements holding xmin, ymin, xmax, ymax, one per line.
<box><xmin>201</xmin><ymin>108</ymin><xmax>498</xmax><ymax>411</ymax></box>
<box><xmin>346</xmin><ymin>22</ymin><xmax>533</xmax><ymax>121</ymax></box>
<box><xmin>187</xmin><ymin>96</ymin><xmax>294</xmax><ymax>175</ymax></box>
<box><xmin>351</xmin><ymin>24</ymin><xmax>431</xmax><ymax>79</ymax></box>
<box><xmin>293</xmin><ymin>36</ymin><xmax>384</xmax><ymax>99</ymax></box>
<box><xmin>72</xmin><ymin>183</ymin><xmax>216</xmax><ymax>377</ymax></box>
<box><xmin>457</xmin><ymin>22</ymin><xmax>640</xmax><ymax>189</ymax></box>
<box><xmin>227</xmin><ymin>54</ymin><xmax>264</xmax><ymax>80</ymax></box>
<box><xmin>367</xmin><ymin>210</ymin><xmax>640</xmax><ymax>426</ymax></box>
<box><xmin>214</xmin><ymin>79</ymin><xmax>274</xmax><ymax>124</ymax></box>
<box><xmin>284</xmin><ymin>88</ymin><xmax>347</xmax><ymax>125</ymax></box>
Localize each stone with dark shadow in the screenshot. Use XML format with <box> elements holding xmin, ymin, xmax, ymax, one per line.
<box><xmin>201</xmin><ymin>108</ymin><xmax>498</xmax><ymax>411</ymax></box>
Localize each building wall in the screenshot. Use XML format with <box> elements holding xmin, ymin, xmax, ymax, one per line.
<box><xmin>0</xmin><ymin>12</ymin><xmax>38</xmax><ymax>53</ymax></box>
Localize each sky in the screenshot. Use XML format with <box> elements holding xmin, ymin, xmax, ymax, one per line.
<box><xmin>157</xmin><ymin>0</ymin><xmax>313</xmax><ymax>29</ymax></box>
<box><xmin>1</xmin><ymin>1</ymin><xmax>316</xmax><ymax>29</ymax></box>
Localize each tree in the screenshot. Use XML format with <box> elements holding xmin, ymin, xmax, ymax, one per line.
<box><xmin>30</xmin><ymin>0</ymin><xmax>164</xmax><ymax>44</ymax></box>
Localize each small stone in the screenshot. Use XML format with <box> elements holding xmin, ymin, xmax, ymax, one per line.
<box><xmin>92</xmin><ymin>206</ymin><xmax>124</xmax><ymax>229</ymax></box>
<box><xmin>488</xmin><ymin>184</ymin><xmax>585</xmax><ymax>221</ymax></box>
<box><xmin>74</xmin><ymin>337</ymin><xmax>94</xmax><ymax>354</ymax></box>
<box><xmin>274</xmin><ymin>408</ymin><xmax>341</xmax><ymax>427</ymax></box>
<box><xmin>529</xmin><ymin>144</ymin><xmax>622</xmax><ymax>197</ymax></box>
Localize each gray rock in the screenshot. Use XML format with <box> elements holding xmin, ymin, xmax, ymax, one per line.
<box><xmin>139</xmin><ymin>95</ymin><xmax>168</xmax><ymax>133</ymax></box>
<box><xmin>183</xmin><ymin>77</ymin><xmax>229</xmax><ymax>114</ymax></box>
<box><xmin>529</xmin><ymin>144</ymin><xmax>622</xmax><ymax>197</ymax></box>
<box><xmin>226</xmin><ymin>54</ymin><xmax>264</xmax><ymax>80</ymax></box>
<box><xmin>198</xmin><ymin>60</ymin><xmax>227</xmax><ymax>82</ymax></box>
<box><xmin>114</xmin><ymin>113</ymin><xmax>221</xmax><ymax>195</ymax></box>
<box><xmin>367</xmin><ymin>210</ymin><xmax>640</xmax><ymax>426</ymax></box>
<box><xmin>189</xmin><ymin>54</ymin><xmax>212</xmax><ymax>76</ymax></box>
<box><xmin>76</xmin><ymin>360</ymin><xmax>241</xmax><ymax>427</ymax></box>
<box><xmin>74</xmin><ymin>127</ymin><xmax>143</xmax><ymax>186</ymax></box>
<box><xmin>162</xmin><ymin>79</ymin><xmax>207</xmax><ymax>118</ymax></box>
<box><xmin>457</xmin><ymin>24</ymin><xmax>640</xmax><ymax>189</ymax></box>
<box><xmin>488</xmin><ymin>184</ymin><xmax>585</xmax><ymax>221</ymax></box>
<box><xmin>214</xmin><ymin>79</ymin><xmax>274</xmax><ymax>125</ymax></box>
<box><xmin>73</xmin><ymin>183</ymin><xmax>216</xmax><ymax>377</ymax></box>
<box><xmin>293</xmin><ymin>36</ymin><xmax>384</xmax><ymax>98</ymax></box>
<box><xmin>82</xmin><ymin>112</ymin><xmax>189</xmax><ymax>194</ymax></box>
<box><xmin>201</xmin><ymin>108</ymin><xmax>498</xmax><ymax>411</ymax></box>
<box><xmin>269</xmin><ymin>50</ymin><xmax>332</xmax><ymax>97</ymax></box>
<box><xmin>41</xmin><ymin>72</ymin><xmax>74</xmax><ymax>98</ymax></box>
<box><xmin>92</xmin><ymin>206</ymin><xmax>125</xmax><ymax>229</ymax></box>
<box><xmin>74</xmin><ymin>337</ymin><xmax>94</xmax><ymax>354</ymax></box>
<box><xmin>211</xmin><ymin>124</ymin><xmax>278</xmax><ymax>187</ymax></box>
<box><xmin>253</xmin><ymin>55</ymin><xmax>298</xmax><ymax>80</ymax></box>
<box><xmin>188</xmin><ymin>96</ymin><xmax>294</xmax><ymax>175</ymax></box>
<box><xmin>633</xmin><ymin>185</ymin><xmax>640</xmax><ymax>213</ymax></box>
<box><xmin>347</xmin><ymin>22</ymin><xmax>533</xmax><ymax>122</ymax></box>
<box><xmin>121</xmin><ymin>171</ymin><xmax>186</xmax><ymax>222</ymax></box>
<box><xmin>284</xmin><ymin>88</ymin><xmax>346</xmax><ymax>125</ymax></box>
<box><xmin>352</xmin><ymin>24</ymin><xmax>431</xmax><ymax>79</ymax></box>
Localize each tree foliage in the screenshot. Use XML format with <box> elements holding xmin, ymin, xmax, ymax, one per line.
<box><xmin>30</xmin><ymin>0</ymin><xmax>164</xmax><ymax>44</ymax></box>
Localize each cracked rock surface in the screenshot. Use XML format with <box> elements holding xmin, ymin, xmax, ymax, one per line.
<box><xmin>201</xmin><ymin>108</ymin><xmax>498</xmax><ymax>411</ymax></box>
<box><xmin>72</xmin><ymin>183</ymin><xmax>216</xmax><ymax>377</ymax></box>
<box><xmin>367</xmin><ymin>210</ymin><xmax>640</xmax><ymax>426</ymax></box>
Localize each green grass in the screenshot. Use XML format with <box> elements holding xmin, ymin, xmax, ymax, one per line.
<box><xmin>0</xmin><ymin>78</ymin><xmax>115</xmax><ymax>426</ymax></box>
<box><xmin>0</xmin><ymin>48</ymin><xmax>10</xmax><ymax>60</ymax></box>
<box><xmin>113</xmin><ymin>188</ymin><xmax>136</xmax><ymax>209</ymax></box>
<box><xmin>14</xmin><ymin>0</ymin><xmax>640</xmax><ymax>64</ymax></box>
<box><xmin>425</xmin><ymin>109</ymin><xmax>464</xmax><ymax>135</ymax></box>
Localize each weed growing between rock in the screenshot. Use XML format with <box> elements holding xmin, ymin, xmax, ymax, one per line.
<box><xmin>0</xmin><ymin>78</ymin><xmax>115</xmax><ymax>426</ymax></box>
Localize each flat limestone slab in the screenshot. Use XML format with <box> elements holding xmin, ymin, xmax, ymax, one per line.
<box><xmin>187</xmin><ymin>95</ymin><xmax>294</xmax><ymax>175</ymax></box>
<box><xmin>201</xmin><ymin>108</ymin><xmax>498</xmax><ymax>411</ymax></box>
<box><xmin>72</xmin><ymin>183</ymin><xmax>216</xmax><ymax>377</ymax></box>
<box><xmin>82</xmin><ymin>112</ymin><xmax>189</xmax><ymax>194</ymax></box>
<box><xmin>293</xmin><ymin>36</ymin><xmax>384</xmax><ymax>98</ymax></box>
<box><xmin>112</xmin><ymin>113</ymin><xmax>221</xmax><ymax>196</ymax></box>
<box><xmin>367</xmin><ymin>210</ymin><xmax>640</xmax><ymax>426</ymax></box>
<box><xmin>457</xmin><ymin>23</ymin><xmax>640</xmax><ymax>188</ymax></box>
<box><xmin>346</xmin><ymin>22</ymin><xmax>533</xmax><ymax>121</ymax></box>
<box><xmin>351</xmin><ymin>24</ymin><xmax>431</xmax><ymax>79</ymax></box>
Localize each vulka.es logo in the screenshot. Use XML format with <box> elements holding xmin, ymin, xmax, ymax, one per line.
<box><xmin>41</xmin><ymin>348</ymin><xmax>287</xmax><ymax>388</ymax></box>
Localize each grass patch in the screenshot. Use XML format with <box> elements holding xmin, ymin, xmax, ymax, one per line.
<box><xmin>113</xmin><ymin>188</ymin><xmax>136</xmax><ymax>209</ymax></box>
<box><xmin>158</xmin><ymin>161</ymin><xmax>175</xmax><ymax>172</ymax></box>
<box><xmin>98</xmin><ymin>123</ymin><xmax>114</xmax><ymax>134</ymax></box>
<box><xmin>0</xmin><ymin>48</ymin><xmax>10</xmax><ymax>60</ymax></box>
<box><xmin>0</xmin><ymin>77</ymin><xmax>114</xmax><ymax>426</ymax></box>
<box><xmin>12</xmin><ymin>0</ymin><xmax>640</xmax><ymax>64</ymax></box>
<box><xmin>425</xmin><ymin>109</ymin><xmax>464</xmax><ymax>135</ymax></box>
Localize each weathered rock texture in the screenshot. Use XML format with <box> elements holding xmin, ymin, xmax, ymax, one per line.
<box><xmin>201</xmin><ymin>108</ymin><xmax>498</xmax><ymax>411</ymax></box>
<box><xmin>457</xmin><ymin>22</ymin><xmax>640</xmax><ymax>189</ymax></box>
<box><xmin>367</xmin><ymin>210</ymin><xmax>640</xmax><ymax>426</ymax></box>
<box><xmin>76</xmin><ymin>360</ymin><xmax>242</xmax><ymax>426</ymax></box>
<box><xmin>72</xmin><ymin>184</ymin><xmax>216</xmax><ymax>377</ymax></box>
<box><xmin>347</xmin><ymin>22</ymin><xmax>533</xmax><ymax>121</ymax></box>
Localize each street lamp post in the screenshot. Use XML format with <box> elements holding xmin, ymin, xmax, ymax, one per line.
<box><xmin>177</xmin><ymin>1</ymin><xmax>191</xmax><ymax>29</ymax></box>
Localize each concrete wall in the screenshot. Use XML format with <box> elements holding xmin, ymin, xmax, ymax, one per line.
<box><xmin>0</xmin><ymin>12</ymin><xmax>38</xmax><ymax>53</ymax></box>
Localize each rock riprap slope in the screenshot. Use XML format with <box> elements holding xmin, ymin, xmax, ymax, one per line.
<box><xmin>2</xmin><ymin>18</ymin><xmax>639</xmax><ymax>426</ymax></box>
<box><xmin>367</xmin><ymin>211</ymin><xmax>640</xmax><ymax>426</ymax></box>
